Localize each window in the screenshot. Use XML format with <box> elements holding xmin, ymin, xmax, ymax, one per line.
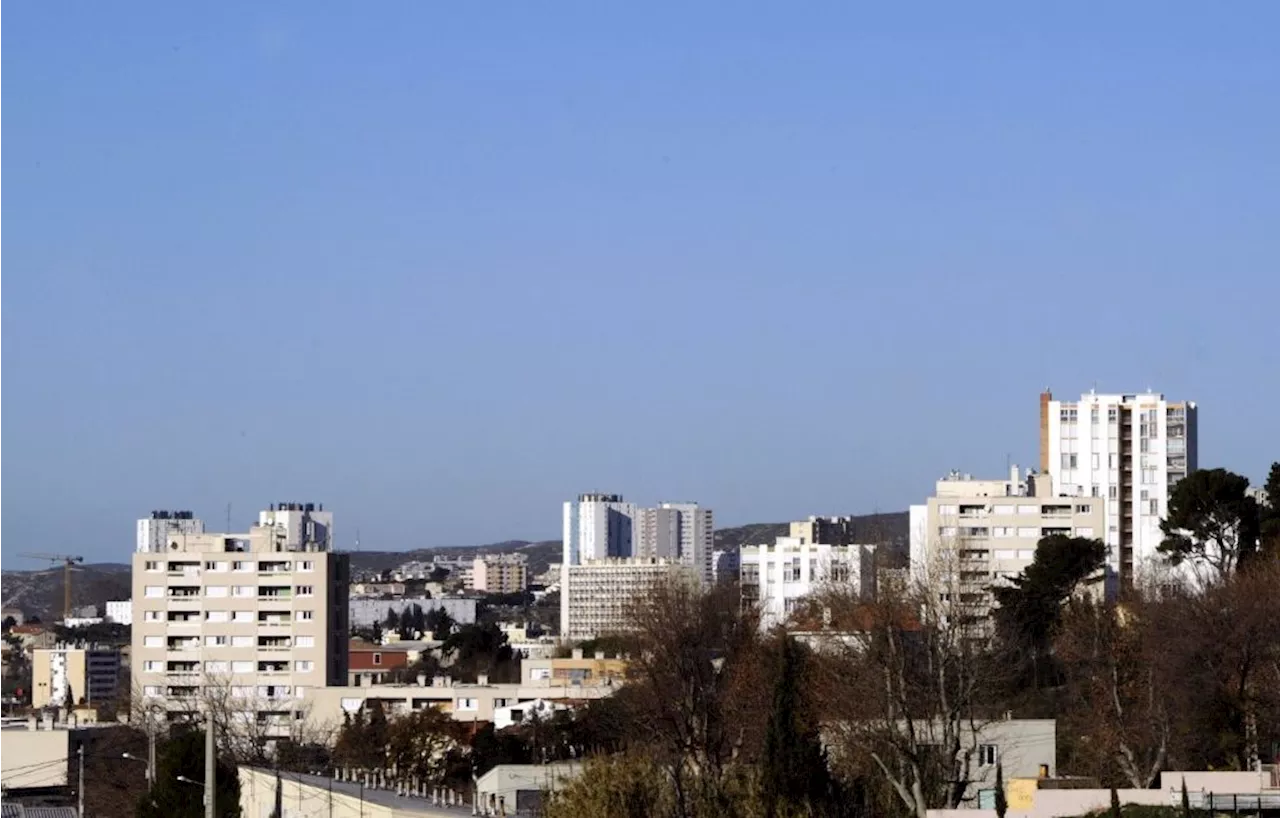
<box><xmin>233</xmin><ymin>610</ymin><xmax>254</xmax><ymax>623</ymax></box>
<box><xmin>1091</xmin><ymin>485</ymin><xmax>1100</xmax><ymax>497</ymax></box>
<box><xmin>372</xmin><ymin>653</ymin><xmax>382</xmax><ymax>665</ymax></box>
<box><xmin>231</xmin><ymin>686</ymin><xmax>254</xmax><ymax>698</ymax></box>
<box><xmin>144</xmin><ymin>585</ymin><xmax>164</xmax><ymax>598</ymax></box>
<box><xmin>143</xmin><ymin>686</ymin><xmax>161</xmax><ymax>697</ymax></box>
<box><xmin>1016</xmin><ymin>527</ymin><xmax>1040</xmax><ymax>538</ymax></box>
<box><xmin>940</xmin><ymin>526</ymin><xmax>958</xmax><ymax>537</ymax></box>
<box><xmin>144</xmin><ymin>661</ymin><xmax>164</xmax><ymax>672</ymax></box>
<box><xmin>1076</xmin><ymin>504</ymin><xmax>1092</xmax><ymax>514</ymax></box>
<box><xmin>1075</xmin><ymin>527</ymin><xmax>1095</xmax><ymax>538</ymax></box>
<box><xmin>295</xmin><ymin>661</ymin><xmax>315</xmax><ymax>672</ymax></box>
<box><xmin>295</xmin><ymin>611</ymin><xmax>314</xmax><ymax>622</ymax></box>
<box><xmin>204</xmin><ymin>561</ymin><xmax>228</xmax><ymax>571</ymax></box>
<box><xmin>1108</xmin><ymin>486</ymin><xmax>1118</xmax><ymax>500</ymax></box>
<box><xmin>992</xmin><ymin>527</ymin><xmax>1013</xmax><ymax>538</ymax></box>
<box><xmin>299</xmin><ymin>560</ymin><xmax>315</xmax><ymax>572</ymax></box>
<box><xmin>233</xmin><ymin>560</ymin><xmax>254</xmax><ymax>572</ymax></box>
<box><xmin>937</xmin><ymin>504</ymin><xmax>959</xmax><ymax>517</ymax></box>
<box><xmin>205</xmin><ymin>586</ymin><xmax>228</xmax><ymax>598</ymax></box>
<box><xmin>231</xmin><ymin>660</ymin><xmax>254</xmax><ymax>673</ymax></box>
<box><xmin>1060</xmin><ymin>453</ymin><xmax>1077</xmax><ymax>469</ymax></box>
<box><xmin>978</xmin><ymin>744</ymin><xmax>998</xmax><ymax>766</ymax></box>
<box><xmin>206</xmin><ymin>635</ymin><xmax>228</xmax><ymax>647</ymax></box>
<box><xmin>145</xmin><ymin>560</ymin><xmax>161</xmax><ymax>571</ymax></box>
<box><xmin>992</xmin><ymin>504</ymin><xmax>1014</xmax><ymax>515</ymax></box>
<box><xmin>1149</xmin><ymin>499</ymin><xmax>1159</xmax><ymax>516</ymax></box>
<box><xmin>145</xmin><ymin>610</ymin><xmax>162</xmax><ymax>622</ymax></box>
<box><xmin>295</xmin><ymin>636</ymin><xmax>315</xmax><ymax>648</ymax></box>
<box><xmin>1108</xmin><ymin>407</ymin><xmax>1118</xmax><ymax>423</ymax></box>
<box><xmin>233</xmin><ymin>585</ymin><xmax>255</xmax><ymax>598</ymax></box>
<box><xmin>296</xmin><ymin>585</ymin><xmax>314</xmax><ymax>597</ymax></box>
<box><xmin>206</xmin><ymin>661</ymin><xmax>229</xmax><ymax>673</ymax></box>
<box><xmin>143</xmin><ymin>636</ymin><xmax>163</xmax><ymax>648</ymax></box>
<box><xmin>206</xmin><ymin>611</ymin><xmax>229</xmax><ymax>623</ymax></box>
<box><xmin>1108</xmin><ymin>453</ymin><xmax>1117</xmax><ymax>469</ymax></box>
<box><xmin>993</xmin><ymin>549</ymin><xmax>1017</xmax><ymax>560</ymax></box>
<box><xmin>231</xmin><ymin>636</ymin><xmax>254</xmax><ymax>648</ymax></box>
<box><xmin>457</xmin><ymin>698</ymin><xmax>478</xmax><ymax>710</ymax></box>
<box><xmin>1017</xmin><ymin>505</ymin><xmax>1039</xmax><ymax>515</ymax></box>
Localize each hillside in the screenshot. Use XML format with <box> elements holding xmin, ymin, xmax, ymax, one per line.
<box><xmin>1</xmin><ymin>564</ymin><xmax>132</xmax><ymax>623</ymax></box>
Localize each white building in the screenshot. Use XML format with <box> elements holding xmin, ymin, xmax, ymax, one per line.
<box><xmin>740</xmin><ymin>538</ymin><xmax>876</xmax><ymax>630</ymax></box>
<box><xmin>470</xmin><ymin>554</ymin><xmax>529</xmax><ymax>594</ymax></box>
<box><xmin>492</xmin><ymin>698</ymin><xmax>570</xmax><ymax>731</ymax></box>
<box><xmin>562</xmin><ymin>558</ymin><xmax>693</xmax><ymax>640</ymax></box>
<box><xmin>909</xmin><ymin>467</ymin><xmax>1108</xmax><ymax>622</ymax></box>
<box><xmin>131</xmin><ymin>503</ymin><xmax>349</xmax><ymax>735</ymax></box>
<box><xmin>1041</xmin><ymin>390</ymin><xmax>1197</xmax><ymax>585</ymax></box>
<box><xmin>104</xmin><ymin>600</ymin><xmax>132</xmax><ymax>626</ymax></box>
<box><xmin>136</xmin><ymin>510</ymin><xmax>204</xmax><ymax>552</ymax></box>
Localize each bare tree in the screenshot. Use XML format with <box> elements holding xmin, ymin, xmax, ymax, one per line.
<box><xmin>811</xmin><ymin>560</ymin><xmax>1004</xmax><ymax>818</ymax></box>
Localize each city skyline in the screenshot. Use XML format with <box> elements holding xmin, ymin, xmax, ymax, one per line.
<box><xmin>6</xmin><ymin>3</ymin><xmax>1279</xmax><ymax>562</ymax></box>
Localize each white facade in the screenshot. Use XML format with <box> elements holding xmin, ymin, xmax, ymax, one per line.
<box><xmin>136</xmin><ymin>511</ymin><xmax>204</xmax><ymax>553</ymax></box>
<box><xmin>909</xmin><ymin>468</ymin><xmax>1108</xmax><ymax>623</ymax></box>
<box><xmin>1042</xmin><ymin>390</ymin><xmax>1197</xmax><ymax>583</ymax></box>
<box><xmin>562</xmin><ymin>559</ymin><xmax>693</xmax><ymax>640</ymax></box>
<box><xmin>105</xmin><ymin>600</ymin><xmax>133</xmax><ymax>626</ymax></box>
<box><xmin>258</xmin><ymin>502</ymin><xmax>334</xmax><ymax>550</ymax></box>
<box><xmin>740</xmin><ymin>538</ymin><xmax>876</xmax><ymax>630</ymax></box>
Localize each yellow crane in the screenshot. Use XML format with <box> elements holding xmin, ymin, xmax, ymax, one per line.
<box><xmin>18</xmin><ymin>553</ymin><xmax>86</xmax><ymax>621</ymax></box>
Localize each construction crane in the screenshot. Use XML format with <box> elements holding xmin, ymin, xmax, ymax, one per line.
<box><xmin>18</xmin><ymin>554</ymin><xmax>86</xmax><ymax>621</ymax></box>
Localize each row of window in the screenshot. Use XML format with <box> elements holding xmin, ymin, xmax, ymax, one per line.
<box><xmin>143</xmin><ymin>660</ymin><xmax>313</xmax><ymax>673</ymax></box>
<box><xmin>144</xmin><ymin>560</ymin><xmax>315</xmax><ymax>572</ymax></box>
<box><xmin>143</xmin><ymin>634</ymin><xmax>316</xmax><ymax>648</ymax></box>
<box><xmin>143</xmin><ymin>585</ymin><xmax>314</xmax><ymax>598</ymax></box>
<box><xmin>939</xmin><ymin>526</ymin><xmax>1094</xmax><ymax>539</ymax></box>
<box><xmin>939</xmin><ymin>503</ymin><xmax>1092</xmax><ymax>516</ymax></box>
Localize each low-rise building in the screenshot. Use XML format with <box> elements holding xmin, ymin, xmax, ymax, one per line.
<box><xmin>469</xmin><ymin>554</ymin><xmax>529</xmax><ymax>594</ymax></box>
<box><xmin>477</xmin><ymin>763</ymin><xmax>580</xmax><ymax>816</ymax></box>
<box><xmin>561</xmin><ymin>559</ymin><xmax>693</xmax><ymax>641</ymax></box>
<box><xmin>103</xmin><ymin>600</ymin><xmax>132</xmax><ymax>626</ymax></box>
<box><xmin>740</xmin><ymin>538</ymin><xmax>877</xmax><ymax>630</ymax></box>
<box><xmin>348</xmin><ymin>640</ymin><xmax>413</xmax><ymax>686</ymax></box>
<box><xmin>10</xmin><ymin>624</ymin><xmax>57</xmax><ymax>651</ymax></box>
<box><xmin>523</xmin><ymin>652</ymin><xmax>627</xmax><ymax>687</ymax></box>
<box><xmin>350</xmin><ymin>581</ymin><xmax>407</xmax><ymax>599</ymax></box>
<box><xmin>1</xmin><ymin>716</ymin><xmax>71</xmax><ymax>793</ymax></box>
<box><xmin>492</xmin><ymin>698</ymin><xmax>569</xmax><ymax>730</ymax></box>
<box><xmin>32</xmin><ymin>645</ymin><xmax>122</xmax><ymax>709</ymax></box>
<box><xmin>348</xmin><ymin>597</ymin><xmax>477</xmax><ymax>628</ymax></box>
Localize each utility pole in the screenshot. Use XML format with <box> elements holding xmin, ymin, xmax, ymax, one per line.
<box><xmin>147</xmin><ymin>730</ymin><xmax>156</xmax><ymax>788</ymax></box>
<box><xmin>205</xmin><ymin>711</ymin><xmax>216</xmax><ymax>818</ymax></box>
<box><xmin>77</xmin><ymin>744</ymin><xmax>85</xmax><ymax>818</ymax></box>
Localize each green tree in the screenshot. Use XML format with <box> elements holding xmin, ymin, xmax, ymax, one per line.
<box><xmin>384</xmin><ymin>607</ymin><xmax>401</xmax><ymax>629</ymax></box>
<box><xmin>994</xmin><ymin>763</ymin><xmax>1007</xmax><ymax>818</ymax></box>
<box><xmin>1260</xmin><ymin>462</ymin><xmax>1280</xmax><ymax>558</ymax></box>
<box><xmin>992</xmin><ymin>534</ymin><xmax>1107</xmax><ymax>686</ymax></box>
<box><xmin>760</xmin><ymin>637</ymin><xmax>843</xmax><ymax>818</ymax></box>
<box><xmin>1110</xmin><ymin>787</ymin><xmax>1122</xmax><ymax>818</ymax></box>
<box><xmin>1159</xmin><ymin>468</ymin><xmax>1260</xmax><ymax>579</ymax></box>
<box><xmin>136</xmin><ymin>729</ymin><xmax>241</xmax><ymax>818</ymax></box>
<box><xmin>424</xmin><ymin>607</ymin><xmax>455</xmax><ymax>638</ymax></box>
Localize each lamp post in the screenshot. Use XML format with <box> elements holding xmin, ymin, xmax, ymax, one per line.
<box><xmin>122</xmin><ymin>752</ymin><xmax>153</xmax><ymax>787</ymax></box>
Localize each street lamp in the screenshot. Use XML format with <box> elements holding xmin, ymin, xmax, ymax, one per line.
<box><xmin>122</xmin><ymin>752</ymin><xmax>152</xmax><ymax>785</ymax></box>
<box><xmin>175</xmin><ymin>775</ymin><xmax>204</xmax><ymax>787</ymax></box>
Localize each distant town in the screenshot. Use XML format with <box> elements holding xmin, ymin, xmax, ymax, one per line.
<box><xmin>3</xmin><ymin>389</ymin><xmax>1278</xmax><ymax>818</ymax></box>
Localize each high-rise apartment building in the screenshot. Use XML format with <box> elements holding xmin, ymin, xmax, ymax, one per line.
<box><xmin>635</xmin><ymin>502</ymin><xmax>714</xmax><ymax>584</ymax></box>
<box><xmin>909</xmin><ymin>467</ymin><xmax>1107</xmax><ymax>625</ymax></box>
<box><xmin>136</xmin><ymin>510</ymin><xmax>204</xmax><ymax>552</ymax></box>
<box><xmin>562</xmin><ymin>558</ymin><xmax>693</xmax><ymax>641</ymax></box>
<box><xmin>1041</xmin><ymin>390</ymin><xmax>1198</xmax><ymax>585</ymax></box>
<box><xmin>131</xmin><ymin>503</ymin><xmax>349</xmax><ymax>734</ymax></box>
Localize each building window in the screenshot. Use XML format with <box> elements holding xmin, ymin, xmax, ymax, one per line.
<box><xmin>1108</xmin><ymin>486</ymin><xmax>1118</xmax><ymax>500</ymax></box>
<box><xmin>232</xmin><ymin>586</ymin><xmax>254</xmax><ymax>598</ymax></box>
<box><xmin>143</xmin><ymin>636</ymin><xmax>163</xmax><ymax>648</ymax></box>
<box><xmin>144</xmin><ymin>586</ymin><xmax>163</xmax><ymax>598</ymax></box>
<box><xmin>295</xmin><ymin>611</ymin><xmax>314</xmax><ymax>622</ymax></box>
<box><xmin>231</xmin><ymin>636</ymin><xmax>253</xmax><ymax>648</ymax></box>
<box><xmin>144</xmin><ymin>610</ymin><xmax>162</xmax><ymax>622</ymax></box>
<box><xmin>299</xmin><ymin>561</ymin><xmax>315</xmax><ymax>572</ymax></box>
<box><xmin>296</xmin><ymin>636</ymin><xmax>315</xmax><ymax>648</ymax></box>
<box><xmin>233</xmin><ymin>561</ymin><xmax>254</xmax><ymax>572</ymax></box>
<box><xmin>457</xmin><ymin>698</ymin><xmax>478</xmax><ymax>710</ymax></box>
<box><xmin>978</xmin><ymin>744</ymin><xmax>998</xmax><ymax>766</ymax></box>
<box><xmin>206</xmin><ymin>636</ymin><xmax>228</xmax><ymax>647</ymax></box>
<box><xmin>296</xmin><ymin>585</ymin><xmax>314</xmax><ymax>597</ymax></box>
<box><xmin>144</xmin><ymin>661</ymin><xmax>163</xmax><ymax>672</ymax></box>
<box><xmin>372</xmin><ymin>653</ymin><xmax>382</xmax><ymax>665</ymax></box>
<box><xmin>206</xmin><ymin>661</ymin><xmax>229</xmax><ymax>673</ymax></box>
<box><xmin>234</xmin><ymin>611</ymin><xmax>254</xmax><ymax>623</ymax></box>
<box><xmin>1076</xmin><ymin>504</ymin><xmax>1092</xmax><ymax>514</ymax></box>
<box><xmin>145</xmin><ymin>561</ymin><xmax>161</xmax><ymax>572</ymax></box>
<box><xmin>1149</xmin><ymin>499</ymin><xmax>1159</xmax><ymax>516</ymax></box>
<box><xmin>205</xmin><ymin>586</ymin><xmax>228</xmax><ymax>598</ymax></box>
<box><xmin>1108</xmin><ymin>408</ymin><xmax>1118</xmax><ymax>423</ymax></box>
<box><xmin>206</xmin><ymin>611</ymin><xmax>229</xmax><ymax>623</ymax></box>
<box><xmin>295</xmin><ymin>661</ymin><xmax>315</xmax><ymax>673</ymax></box>
<box><xmin>143</xmin><ymin>686</ymin><xmax>161</xmax><ymax>697</ymax></box>
<box><xmin>231</xmin><ymin>661</ymin><xmax>254</xmax><ymax>673</ymax></box>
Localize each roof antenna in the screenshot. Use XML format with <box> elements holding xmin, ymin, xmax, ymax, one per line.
<box><xmin>226</xmin><ymin>502</ymin><xmax>232</xmax><ymax>533</ymax></box>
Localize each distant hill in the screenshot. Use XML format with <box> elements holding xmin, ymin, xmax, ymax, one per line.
<box><xmin>2</xmin><ymin>564</ymin><xmax>132</xmax><ymax>623</ymax></box>
<box><xmin>1</xmin><ymin>513</ymin><xmax>908</xmax><ymax>618</ymax></box>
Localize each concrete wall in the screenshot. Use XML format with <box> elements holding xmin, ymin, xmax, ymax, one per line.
<box><xmin>0</xmin><ymin>727</ymin><xmax>70</xmax><ymax>789</ymax></box>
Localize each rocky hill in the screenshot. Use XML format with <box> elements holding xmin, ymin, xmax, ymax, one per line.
<box><xmin>1</xmin><ymin>563</ymin><xmax>132</xmax><ymax>623</ymax></box>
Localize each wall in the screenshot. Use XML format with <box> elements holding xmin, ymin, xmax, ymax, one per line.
<box><xmin>1</xmin><ymin>727</ymin><xmax>70</xmax><ymax>789</ymax></box>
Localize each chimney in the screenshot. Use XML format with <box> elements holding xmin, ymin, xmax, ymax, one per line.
<box><xmin>477</xmin><ymin>674</ymin><xmax>489</xmax><ymax>686</ymax></box>
<box><xmin>571</xmin><ymin>648</ymin><xmax>583</xmax><ymax>660</ymax></box>
<box><xmin>594</xmin><ymin>651</ymin><xmax>605</xmax><ymax>660</ymax></box>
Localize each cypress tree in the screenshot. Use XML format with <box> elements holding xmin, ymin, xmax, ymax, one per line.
<box><xmin>994</xmin><ymin>763</ymin><xmax>1007</xmax><ymax>818</ymax></box>
<box><xmin>760</xmin><ymin>637</ymin><xmax>842</xmax><ymax>818</ymax></box>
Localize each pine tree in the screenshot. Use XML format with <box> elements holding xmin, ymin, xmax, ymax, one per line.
<box><xmin>760</xmin><ymin>637</ymin><xmax>843</xmax><ymax>818</ymax></box>
<box><xmin>1181</xmin><ymin>778</ymin><xmax>1191</xmax><ymax>818</ymax></box>
<box><xmin>994</xmin><ymin>763</ymin><xmax>1007</xmax><ymax>818</ymax></box>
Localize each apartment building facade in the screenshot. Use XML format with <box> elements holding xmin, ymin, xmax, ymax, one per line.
<box><xmin>1041</xmin><ymin>390</ymin><xmax>1198</xmax><ymax>584</ymax></box>
<box><xmin>32</xmin><ymin>645</ymin><xmax>122</xmax><ymax>709</ymax></box>
<box><xmin>635</xmin><ymin>502</ymin><xmax>715</xmax><ymax>585</ymax></box>
<box><xmin>909</xmin><ymin>468</ymin><xmax>1107</xmax><ymax>622</ymax></box>
<box><xmin>740</xmin><ymin>538</ymin><xmax>876</xmax><ymax>630</ymax></box>
<box><xmin>561</xmin><ymin>558</ymin><xmax>693</xmax><ymax>640</ymax></box>
<box><xmin>470</xmin><ymin>554</ymin><xmax>529</xmax><ymax>594</ymax></box>
<box><xmin>130</xmin><ymin>503</ymin><xmax>349</xmax><ymax>732</ymax></box>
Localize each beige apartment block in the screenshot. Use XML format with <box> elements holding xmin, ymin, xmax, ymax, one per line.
<box><xmin>130</xmin><ymin>503</ymin><xmax>349</xmax><ymax>734</ymax></box>
<box><xmin>469</xmin><ymin>554</ymin><xmax>529</xmax><ymax>594</ymax></box>
<box><xmin>909</xmin><ymin>468</ymin><xmax>1107</xmax><ymax>626</ymax></box>
<box><xmin>561</xmin><ymin>558</ymin><xmax>693</xmax><ymax>641</ymax></box>
<box><xmin>32</xmin><ymin>645</ymin><xmax>121</xmax><ymax>709</ymax></box>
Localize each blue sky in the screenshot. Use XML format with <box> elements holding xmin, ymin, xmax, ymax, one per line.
<box><xmin>4</xmin><ymin>3</ymin><xmax>1278</xmax><ymax>563</ymax></box>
